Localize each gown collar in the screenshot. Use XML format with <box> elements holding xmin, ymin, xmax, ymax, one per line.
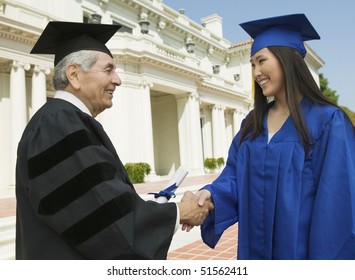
<box><xmin>54</xmin><ymin>90</ymin><xmax>92</xmax><ymax>117</ymax></box>
<box><xmin>263</xmin><ymin>100</ymin><xmax>303</xmax><ymax>143</ymax></box>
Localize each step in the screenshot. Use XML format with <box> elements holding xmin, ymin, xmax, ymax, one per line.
<box><xmin>0</xmin><ymin>217</ymin><xmax>16</xmax><ymax>260</ymax></box>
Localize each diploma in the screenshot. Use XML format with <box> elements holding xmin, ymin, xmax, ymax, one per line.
<box><xmin>149</xmin><ymin>166</ymin><xmax>188</xmax><ymax>203</ymax></box>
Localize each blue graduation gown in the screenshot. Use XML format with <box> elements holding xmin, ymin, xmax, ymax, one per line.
<box><xmin>201</xmin><ymin>99</ymin><xmax>355</xmax><ymax>259</ymax></box>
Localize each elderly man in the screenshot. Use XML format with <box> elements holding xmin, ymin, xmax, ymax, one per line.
<box><xmin>15</xmin><ymin>21</ymin><xmax>213</xmax><ymax>260</ymax></box>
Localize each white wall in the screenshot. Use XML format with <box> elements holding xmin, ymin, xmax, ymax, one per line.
<box><xmin>0</xmin><ymin>73</ymin><xmax>11</xmax><ymax>196</ymax></box>
<box><xmin>152</xmin><ymin>94</ymin><xmax>180</xmax><ymax>176</ymax></box>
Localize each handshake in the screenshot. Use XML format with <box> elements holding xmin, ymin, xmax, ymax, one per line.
<box><xmin>177</xmin><ymin>189</ymin><xmax>213</xmax><ymax>231</ymax></box>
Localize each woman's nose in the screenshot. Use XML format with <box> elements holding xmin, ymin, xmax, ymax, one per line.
<box><xmin>252</xmin><ymin>65</ymin><xmax>261</xmax><ymax>79</ymax></box>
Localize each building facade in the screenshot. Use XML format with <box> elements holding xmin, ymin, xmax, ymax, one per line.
<box><xmin>0</xmin><ymin>0</ymin><xmax>324</xmax><ymax>198</ymax></box>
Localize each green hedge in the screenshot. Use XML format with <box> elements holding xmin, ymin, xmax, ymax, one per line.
<box><xmin>204</xmin><ymin>158</ymin><xmax>217</xmax><ymax>170</ymax></box>
<box><xmin>204</xmin><ymin>157</ymin><xmax>225</xmax><ymax>171</ymax></box>
<box><xmin>216</xmin><ymin>157</ymin><xmax>225</xmax><ymax>167</ymax></box>
<box><xmin>124</xmin><ymin>162</ymin><xmax>151</xmax><ymax>183</ymax></box>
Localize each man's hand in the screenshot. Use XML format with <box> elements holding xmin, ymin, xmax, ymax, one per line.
<box><xmin>178</xmin><ymin>190</ymin><xmax>213</xmax><ymax>231</ymax></box>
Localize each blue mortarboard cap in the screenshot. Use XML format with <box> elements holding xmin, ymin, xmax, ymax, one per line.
<box><xmin>31</xmin><ymin>21</ymin><xmax>121</xmax><ymax>66</ymax></box>
<box><xmin>239</xmin><ymin>14</ymin><xmax>320</xmax><ymax>57</ymax></box>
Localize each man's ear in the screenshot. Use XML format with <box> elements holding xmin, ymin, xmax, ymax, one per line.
<box><xmin>66</xmin><ymin>64</ymin><xmax>81</xmax><ymax>90</ymax></box>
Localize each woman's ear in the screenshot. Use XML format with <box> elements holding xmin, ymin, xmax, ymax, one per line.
<box><xmin>66</xmin><ymin>64</ymin><xmax>81</xmax><ymax>90</ymax></box>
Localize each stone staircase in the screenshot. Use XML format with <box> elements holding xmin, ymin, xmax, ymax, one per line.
<box><xmin>0</xmin><ymin>216</ymin><xmax>15</xmax><ymax>260</ymax></box>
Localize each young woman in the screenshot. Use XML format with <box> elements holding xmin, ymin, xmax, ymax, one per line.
<box><xmin>195</xmin><ymin>14</ymin><xmax>355</xmax><ymax>259</ymax></box>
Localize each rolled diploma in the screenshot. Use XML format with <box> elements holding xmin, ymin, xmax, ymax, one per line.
<box><xmin>155</xmin><ymin>166</ymin><xmax>188</xmax><ymax>203</ymax></box>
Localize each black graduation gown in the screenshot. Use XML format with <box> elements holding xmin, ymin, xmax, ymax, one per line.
<box><xmin>15</xmin><ymin>98</ymin><xmax>176</xmax><ymax>260</ymax></box>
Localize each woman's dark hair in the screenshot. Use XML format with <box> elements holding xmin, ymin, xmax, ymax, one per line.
<box><xmin>239</xmin><ymin>46</ymin><xmax>339</xmax><ymax>155</ymax></box>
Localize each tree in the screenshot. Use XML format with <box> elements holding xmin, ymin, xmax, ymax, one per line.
<box><xmin>319</xmin><ymin>74</ymin><xmax>354</xmax><ymax>125</ymax></box>
<box><xmin>319</xmin><ymin>73</ymin><xmax>339</xmax><ymax>104</ymax></box>
<box><xmin>341</xmin><ymin>106</ymin><xmax>355</xmax><ymax>126</ymax></box>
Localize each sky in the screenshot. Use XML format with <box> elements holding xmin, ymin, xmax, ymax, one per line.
<box><xmin>164</xmin><ymin>0</ymin><xmax>355</xmax><ymax>111</ymax></box>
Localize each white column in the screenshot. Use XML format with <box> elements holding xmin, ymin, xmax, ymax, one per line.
<box><xmin>187</xmin><ymin>92</ymin><xmax>203</xmax><ymax>173</ymax></box>
<box><xmin>212</xmin><ymin>105</ymin><xmax>228</xmax><ymax>159</ymax></box>
<box><xmin>10</xmin><ymin>60</ymin><xmax>30</xmax><ymax>186</ymax></box>
<box><xmin>176</xmin><ymin>93</ymin><xmax>203</xmax><ymax>174</ymax></box>
<box><xmin>140</xmin><ymin>81</ymin><xmax>156</xmax><ymax>176</ymax></box>
<box><xmin>176</xmin><ymin>95</ymin><xmax>190</xmax><ymax>170</ymax></box>
<box><xmin>31</xmin><ymin>65</ymin><xmax>49</xmax><ymax>116</ymax></box>
<box><xmin>233</xmin><ymin>109</ymin><xmax>244</xmax><ymax>135</ymax></box>
<box><xmin>218</xmin><ymin>106</ymin><xmax>227</xmax><ymax>158</ymax></box>
<box><xmin>225</xmin><ymin>110</ymin><xmax>234</xmax><ymax>149</ymax></box>
<box><xmin>212</xmin><ymin>105</ymin><xmax>222</xmax><ymax>158</ymax></box>
<box><xmin>201</xmin><ymin>107</ymin><xmax>213</xmax><ymax>159</ymax></box>
<box><xmin>233</xmin><ymin>109</ymin><xmax>239</xmax><ymax>135</ymax></box>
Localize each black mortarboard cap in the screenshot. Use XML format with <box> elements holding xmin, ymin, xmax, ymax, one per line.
<box><xmin>240</xmin><ymin>14</ymin><xmax>320</xmax><ymax>57</ymax></box>
<box><xmin>30</xmin><ymin>21</ymin><xmax>121</xmax><ymax>66</ymax></box>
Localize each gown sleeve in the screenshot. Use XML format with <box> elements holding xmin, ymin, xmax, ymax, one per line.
<box><xmin>18</xmin><ymin>108</ymin><xmax>176</xmax><ymax>259</ymax></box>
<box><xmin>310</xmin><ymin>110</ymin><xmax>355</xmax><ymax>259</ymax></box>
<box><xmin>200</xmin><ymin>134</ymin><xmax>240</xmax><ymax>248</ymax></box>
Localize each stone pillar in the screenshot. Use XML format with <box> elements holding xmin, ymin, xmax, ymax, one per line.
<box><xmin>218</xmin><ymin>106</ymin><xmax>227</xmax><ymax>158</ymax></box>
<box><xmin>187</xmin><ymin>92</ymin><xmax>203</xmax><ymax>173</ymax></box>
<box><xmin>201</xmin><ymin>107</ymin><xmax>213</xmax><ymax>159</ymax></box>
<box><xmin>233</xmin><ymin>109</ymin><xmax>244</xmax><ymax>135</ymax></box>
<box><xmin>212</xmin><ymin>105</ymin><xmax>227</xmax><ymax>159</ymax></box>
<box><xmin>211</xmin><ymin>105</ymin><xmax>221</xmax><ymax>158</ymax></box>
<box><xmin>140</xmin><ymin>81</ymin><xmax>156</xmax><ymax>177</ymax></box>
<box><xmin>225</xmin><ymin>110</ymin><xmax>234</xmax><ymax>150</ymax></box>
<box><xmin>31</xmin><ymin>65</ymin><xmax>49</xmax><ymax>116</ymax></box>
<box><xmin>176</xmin><ymin>93</ymin><xmax>203</xmax><ymax>174</ymax></box>
<box><xmin>176</xmin><ymin>95</ymin><xmax>190</xmax><ymax>170</ymax></box>
<box><xmin>10</xmin><ymin>60</ymin><xmax>30</xmax><ymax>186</ymax></box>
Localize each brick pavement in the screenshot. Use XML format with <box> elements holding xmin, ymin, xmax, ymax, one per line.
<box><xmin>167</xmin><ymin>224</ymin><xmax>238</xmax><ymax>260</ymax></box>
<box><xmin>0</xmin><ymin>198</ymin><xmax>16</xmax><ymax>218</ymax></box>
<box><xmin>135</xmin><ymin>173</ymin><xmax>239</xmax><ymax>260</ymax></box>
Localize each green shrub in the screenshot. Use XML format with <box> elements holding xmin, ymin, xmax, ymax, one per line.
<box><xmin>216</xmin><ymin>157</ymin><xmax>225</xmax><ymax>167</ymax></box>
<box><xmin>124</xmin><ymin>162</ymin><xmax>151</xmax><ymax>183</ymax></box>
<box><xmin>204</xmin><ymin>157</ymin><xmax>217</xmax><ymax>171</ymax></box>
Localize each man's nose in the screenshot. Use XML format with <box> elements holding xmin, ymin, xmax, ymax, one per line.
<box><xmin>112</xmin><ymin>71</ymin><xmax>122</xmax><ymax>86</ymax></box>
